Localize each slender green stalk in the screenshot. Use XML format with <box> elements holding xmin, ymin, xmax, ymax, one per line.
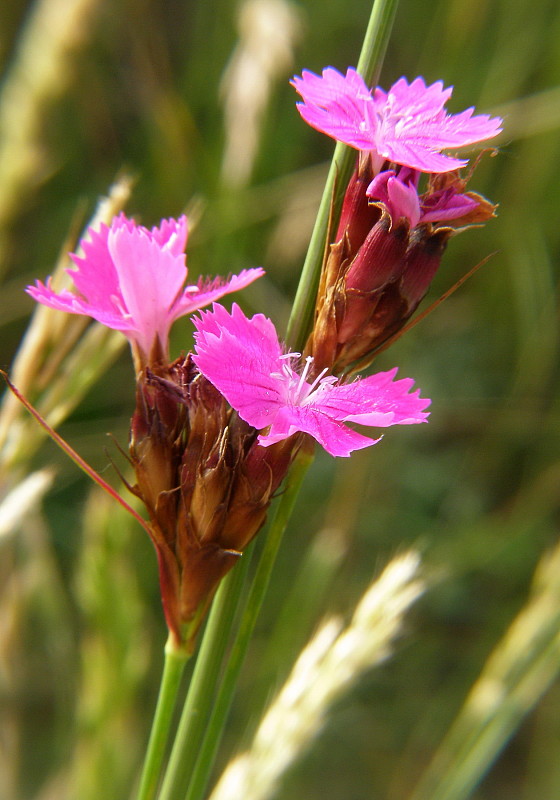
<box><xmin>134</xmin><ymin>636</ymin><xmax>190</xmax><ymax>800</ymax></box>
<box><xmin>158</xmin><ymin>546</ymin><xmax>254</xmax><ymax>800</ymax></box>
<box><xmin>355</xmin><ymin>0</ymin><xmax>400</xmax><ymax>86</ymax></box>
<box><xmin>285</xmin><ymin>0</ymin><xmax>400</xmax><ymax>351</ymax></box>
<box><xmin>157</xmin><ymin>4</ymin><xmax>400</xmax><ymax>799</ymax></box>
<box><xmin>183</xmin><ymin>448</ymin><xmax>314</xmax><ymax>800</ymax></box>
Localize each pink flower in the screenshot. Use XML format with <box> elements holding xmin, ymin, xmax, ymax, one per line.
<box><xmin>27</xmin><ymin>214</ymin><xmax>264</xmax><ymax>359</ymax></box>
<box><xmin>192</xmin><ymin>303</ymin><xmax>430</xmax><ymax>457</ymax></box>
<box><xmin>292</xmin><ymin>67</ymin><xmax>502</xmax><ymax>174</ymax></box>
<box><xmin>367</xmin><ymin>167</ymin><xmax>478</xmax><ymax>227</ymax></box>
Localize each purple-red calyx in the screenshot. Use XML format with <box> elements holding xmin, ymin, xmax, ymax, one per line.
<box><xmin>192</xmin><ymin>303</ymin><xmax>430</xmax><ymax>458</ymax></box>
<box><xmin>291</xmin><ymin>67</ymin><xmax>502</xmax><ymax>174</ymax></box>
<box><xmin>27</xmin><ymin>213</ymin><xmax>264</xmax><ymax>368</ymax></box>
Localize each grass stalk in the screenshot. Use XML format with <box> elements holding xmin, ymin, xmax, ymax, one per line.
<box><xmin>181</xmin><ymin>448</ymin><xmax>314</xmax><ymax>800</ymax></box>
<box><xmin>285</xmin><ymin>0</ymin><xmax>400</xmax><ymax>351</ymax></box>
<box><xmin>409</xmin><ymin>541</ymin><xmax>560</xmax><ymax>800</ymax></box>
<box><xmin>208</xmin><ymin>551</ymin><xmax>425</xmax><ymax>800</ymax></box>
<box><xmin>157</xmin><ymin>3</ymin><xmax>401</xmax><ymax>798</ymax></box>
<box><xmin>134</xmin><ymin>637</ymin><xmax>190</xmax><ymax>800</ymax></box>
<box><xmin>157</xmin><ymin>544</ymin><xmax>254</xmax><ymax>800</ymax></box>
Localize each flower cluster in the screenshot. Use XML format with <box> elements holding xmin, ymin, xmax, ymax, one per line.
<box><xmin>25</xmin><ymin>66</ymin><xmax>499</xmax><ymax>647</ymax></box>
<box><xmin>293</xmin><ymin>68</ymin><xmax>502</xmax><ymax>372</ymax></box>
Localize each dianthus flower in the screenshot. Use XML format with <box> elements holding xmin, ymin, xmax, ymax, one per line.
<box><xmin>27</xmin><ymin>213</ymin><xmax>264</xmax><ymax>366</ymax></box>
<box><xmin>192</xmin><ymin>303</ymin><xmax>430</xmax><ymax>458</ymax></box>
<box><xmin>292</xmin><ymin>68</ymin><xmax>502</xmax><ymax>174</ymax></box>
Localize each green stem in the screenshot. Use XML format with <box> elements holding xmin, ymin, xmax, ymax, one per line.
<box><xmin>157</xmin><ymin>545</ymin><xmax>254</xmax><ymax>800</ymax></box>
<box><xmin>134</xmin><ymin>636</ymin><xmax>189</xmax><ymax>800</ymax></box>
<box><xmin>157</xmin><ymin>3</ymin><xmax>400</xmax><ymax>799</ymax></box>
<box><xmin>285</xmin><ymin>0</ymin><xmax>400</xmax><ymax>352</ymax></box>
<box><xmin>283</xmin><ymin>135</ymin><xmax>349</xmax><ymax>351</ymax></box>
<box><xmin>356</xmin><ymin>0</ymin><xmax>400</xmax><ymax>86</ymax></box>
<box><xmin>183</xmin><ymin>449</ymin><xmax>314</xmax><ymax>800</ymax></box>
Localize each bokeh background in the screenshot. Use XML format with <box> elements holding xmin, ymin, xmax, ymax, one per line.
<box><xmin>1</xmin><ymin>0</ymin><xmax>560</xmax><ymax>798</ymax></box>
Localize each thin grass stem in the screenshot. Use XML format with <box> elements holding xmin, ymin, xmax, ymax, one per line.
<box><xmin>157</xmin><ymin>543</ymin><xmax>255</xmax><ymax>800</ymax></box>
<box><xmin>182</xmin><ymin>448</ymin><xmax>314</xmax><ymax>800</ymax></box>
<box><xmin>409</xmin><ymin>542</ymin><xmax>560</xmax><ymax>800</ymax></box>
<box><xmin>134</xmin><ymin>637</ymin><xmax>190</xmax><ymax>800</ymax></box>
<box><xmin>157</xmin><ymin>3</ymin><xmax>400</xmax><ymax>798</ymax></box>
<box><xmin>285</xmin><ymin>0</ymin><xmax>400</xmax><ymax>351</ymax></box>
<box><xmin>209</xmin><ymin>552</ymin><xmax>425</xmax><ymax>800</ymax></box>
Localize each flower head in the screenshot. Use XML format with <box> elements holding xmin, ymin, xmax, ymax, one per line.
<box><xmin>193</xmin><ymin>304</ymin><xmax>430</xmax><ymax>457</ymax></box>
<box><xmin>27</xmin><ymin>213</ymin><xmax>264</xmax><ymax>364</ymax></box>
<box><xmin>292</xmin><ymin>67</ymin><xmax>502</xmax><ymax>174</ymax></box>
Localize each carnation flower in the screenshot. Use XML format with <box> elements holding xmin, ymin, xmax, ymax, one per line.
<box><xmin>192</xmin><ymin>303</ymin><xmax>430</xmax><ymax>457</ymax></box>
<box><xmin>292</xmin><ymin>67</ymin><xmax>502</xmax><ymax>174</ymax></box>
<box><xmin>27</xmin><ymin>213</ymin><xmax>264</xmax><ymax>363</ymax></box>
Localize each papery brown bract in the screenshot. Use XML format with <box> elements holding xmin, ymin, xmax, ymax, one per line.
<box><xmin>129</xmin><ymin>355</ymin><xmax>298</xmax><ymax>652</ymax></box>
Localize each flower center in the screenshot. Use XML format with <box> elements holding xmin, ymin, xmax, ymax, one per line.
<box><xmin>273</xmin><ymin>353</ymin><xmax>337</xmax><ymax>406</ymax></box>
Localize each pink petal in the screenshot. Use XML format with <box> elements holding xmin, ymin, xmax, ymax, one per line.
<box><xmin>414</xmin><ymin>108</ymin><xmax>503</xmax><ymax>149</ymax></box>
<box><xmin>377</xmin><ymin>141</ymin><xmax>468</xmax><ymax>174</ymax></box>
<box><xmin>292</xmin><ymin>68</ymin><xmax>502</xmax><ymax>174</ymax></box>
<box><xmin>375</xmin><ymin>77</ymin><xmax>452</xmax><ymax>120</ymax></box>
<box><xmin>374</xmin><ymin>77</ymin><xmax>501</xmax><ymax>172</ymax></box>
<box><xmin>308</xmin><ymin>369</ymin><xmax>430</xmax><ymax>427</ymax></box>
<box><xmin>107</xmin><ymin>223</ymin><xmax>188</xmax><ymax>352</ymax></box>
<box><xmin>27</xmin><ymin>213</ymin><xmax>263</xmax><ymax>358</ymax></box>
<box><xmin>366</xmin><ymin>170</ymin><xmax>394</xmax><ymax>202</ymax></box>
<box><xmin>26</xmin><ymin>280</ymin><xmax>135</xmax><ymax>333</ymax></box>
<box><xmin>193</xmin><ymin>303</ymin><xmax>286</xmax><ymax>430</ymax></box>
<box><xmin>367</xmin><ymin>169</ymin><xmax>480</xmax><ymax>227</ymax></box>
<box><xmin>367</xmin><ymin>171</ymin><xmax>422</xmax><ymax>226</ymax></box>
<box><xmin>170</xmin><ymin>268</ymin><xmax>265</xmax><ymax>321</ymax></box>
<box><xmin>149</xmin><ymin>215</ymin><xmax>188</xmax><ymax>254</ymax></box>
<box><xmin>193</xmin><ymin>305</ymin><xmax>430</xmax><ymax>458</ymax></box>
<box><xmin>387</xmin><ymin>176</ymin><xmax>421</xmax><ymax>226</ymax></box>
<box><xmin>420</xmin><ymin>190</ymin><xmax>479</xmax><ymax>223</ymax></box>
<box><xmin>68</xmin><ymin>221</ymin><xmax>122</xmax><ymax>310</ymax></box>
<box><xmin>292</xmin><ymin>67</ymin><xmax>378</xmax><ymax>151</ymax></box>
<box><xmin>260</xmin><ymin>405</ymin><xmax>379</xmax><ymax>457</ymax></box>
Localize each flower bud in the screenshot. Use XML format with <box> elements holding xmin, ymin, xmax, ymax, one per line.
<box><xmin>336</xmin><ymin>214</ymin><xmax>409</xmax><ymax>346</ymax></box>
<box><xmin>400</xmin><ymin>225</ymin><xmax>452</xmax><ymax>309</ymax></box>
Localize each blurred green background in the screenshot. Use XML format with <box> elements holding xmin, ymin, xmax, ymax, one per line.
<box><xmin>1</xmin><ymin>0</ymin><xmax>560</xmax><ymax>798</ymax></box>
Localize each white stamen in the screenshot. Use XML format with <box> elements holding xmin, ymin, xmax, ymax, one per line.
<box><xmin>306</xmin><ymin>366</ymin><xmax>331</xmax><ymax>395</ymax></box>
<box><xmin>295</xmin><ymin>356</ymin><xmax>314</xmax><ymax>401</ymax></box>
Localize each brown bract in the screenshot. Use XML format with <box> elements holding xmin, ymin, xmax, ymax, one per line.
<box><xmin>129</xmin><ymin>355</ymin><xmax>297</xmax><ymax>652</ymax></box>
